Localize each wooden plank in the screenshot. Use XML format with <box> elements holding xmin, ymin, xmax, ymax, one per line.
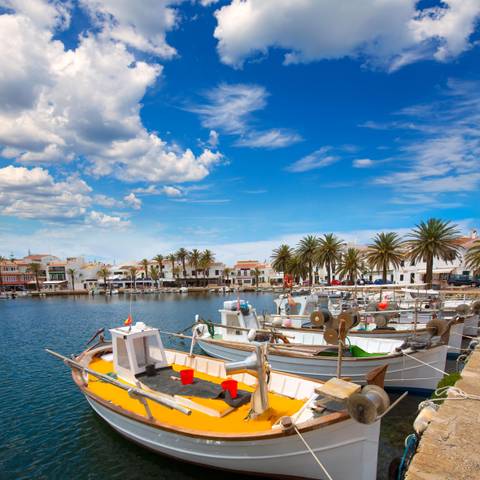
<box><xmin>315</xmin><ymin>378</ymin><xmax>360</xmax><ymax>402</ymax></box>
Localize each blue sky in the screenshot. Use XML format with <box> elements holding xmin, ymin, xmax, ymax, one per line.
<box><xmin>0</xmin><ymin>0</ymin><xmax>479</xmax><ymax>264</ymax></box>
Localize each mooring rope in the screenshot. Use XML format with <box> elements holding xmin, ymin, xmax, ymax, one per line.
<box><xmin>401</xmin><ymin>351</ymin><xmax>449</xmax><ymax>376</ymax></box>
<box><xmin>427</xmin><ymin>386</ymin><xmax>480</xmax><ymax>402</ymax></box>
<box><xmin>450</xmin><ymin>331</ymin><xmax>479</xmax><ymax>340</ymax></box>
<box><xmin>293</xmin><ymin>425</ymin><xmax>334</xmax><ymax>480</ymax></box>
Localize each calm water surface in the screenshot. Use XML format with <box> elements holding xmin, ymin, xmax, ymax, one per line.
<box><xmin>1</xmin><ymin>293</ymin><xmax>432</xmax><ymax>479</ymax></box>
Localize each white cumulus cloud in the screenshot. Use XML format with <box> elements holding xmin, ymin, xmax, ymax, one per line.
<box><xmin>213</xmin><ymin>0</ymin><xmax>480</xmax><ymax>70</ymax></box>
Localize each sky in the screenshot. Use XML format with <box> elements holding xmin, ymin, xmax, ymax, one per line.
<box><xmin>0</xmin><ymin>0</ymin><xmax>480</xmax><ymax>265</ymax></box>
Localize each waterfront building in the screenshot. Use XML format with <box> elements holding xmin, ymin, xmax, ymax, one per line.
<box><xmin>0</xmin><ymin>260</ymin><xmax>35</xmax><ymax>290</ymax></box>
<box><xmin>232</xmin><ymin>260</ymin><xmax>282</xmax><ymax>287</ymax></box>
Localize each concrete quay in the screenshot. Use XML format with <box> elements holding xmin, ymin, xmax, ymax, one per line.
<box><xmin>406</xmin><ymin>346</ymin><xmax>480</xmax><ymax>480</ymax></box>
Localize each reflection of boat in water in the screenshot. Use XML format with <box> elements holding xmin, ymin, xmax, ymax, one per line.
<box><xmin>47</xmin><ymin>322</ymin><xmax>387</xmax><ymax>480</ymax></box>
<box><xmin>196</xmin><ymin>300</ymin><xmax>449</xmax><ymax>392</ymax></box>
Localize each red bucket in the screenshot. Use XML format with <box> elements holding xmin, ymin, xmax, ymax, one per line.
<box><xmin>180</xmin><ymin>368</ymin><xmax>194</xmax><ymax>385</ymax></box>
<box><xmin>221</xmin><ymin>379</ymin><xmax>238</xmax><ymax>399</ymax></box>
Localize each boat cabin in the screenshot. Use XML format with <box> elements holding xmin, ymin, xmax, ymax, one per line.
<box><xmin>110</xmin><ymin>322</ymin><xmax>168</xmax><ymax>383</ymax></box>
<box><xmin>218</xmin><ymin>300</ymin><xmax>260</xmax><ymax>341</ymax></box>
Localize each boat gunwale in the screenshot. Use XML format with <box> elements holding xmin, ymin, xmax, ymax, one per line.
<box><xmin>198</xmin><ymin>336</ymin><xmax>447</xmax><ymax>362</ymax></box>
<box><xmin>72</xmin><ymin>345</ymin><xmax>349</xmax><ymax>441</ymax></box>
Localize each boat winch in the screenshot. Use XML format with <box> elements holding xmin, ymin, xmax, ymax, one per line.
<box><xmin>347</xmin><ymin>385</ymin><xmax>391</xmax><ymax>424</ymax></box>
<box><xmin>224</xmin><ymin>343</ymin><xmax>270</xmax><ymax>418</ymax></box>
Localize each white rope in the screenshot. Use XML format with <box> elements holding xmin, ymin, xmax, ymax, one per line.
<box><xmin>401</xmin><ymin>351</ymin><xmax>449</xmax><ymax>376</ymax></box>
<box><xmin>428</xmin><ymin>386</ymin><xmax>480</xmax><ymax>402</ymax></box>
<box><xmin>293</xmin><ymin>425</ymin><xmax>334</xmax><ymax>480</ymax></box>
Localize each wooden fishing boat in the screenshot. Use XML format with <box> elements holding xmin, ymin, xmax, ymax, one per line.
<box><xmin>195</xmin><ymin>301</ymin><xmax>449</xmax><ymax>392</ymax></box>
<box><xmin>267</xmin><ymin>307</ymin><xmax>464</xmax><ymax>356</ymax></box>
<box><xmin>47</xmin><ymin>321</ymin><xmax>388</xmax><ymax>480</ymax></box>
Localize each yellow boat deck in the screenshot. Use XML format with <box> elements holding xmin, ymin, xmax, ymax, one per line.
<box><xmin>86</xmin><ymin>357</ymin><xmax>305</xmax><ymax>434</ymax></box>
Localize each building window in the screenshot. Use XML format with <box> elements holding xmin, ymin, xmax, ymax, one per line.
<box><xmin>390</xmin><ymin>274</ymin><xmax>394</xmax><ymax>282</ymax></box>
<box><xmin>400</xmin><ymin>274</ymin><xmax>404</xmax><ymax>281</ymax></box>
<box><xmin>215</xmin><ymin>270</ymin><xmax>219</xmax><ymax>276</ymax></box>
<box><xmin>410</xmin><ymin>273</ymin><xmax>415</xmax><ymax>283</ymax></box>
<box><xmin>400</xmin><ymin>260</ymin><xmax>405</xmax><ymax>267</ymax></box>
<box><xmin>410</xmin><ymin>260</ymin><xmax>415</xmax><ymax>266</ymax></box>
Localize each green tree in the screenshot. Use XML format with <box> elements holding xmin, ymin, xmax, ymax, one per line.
<box><xmin>315</xmin><ymin>233</ymin><xmax>344</xmax><ymax>285</ymax></box>
<box><xmin>150</xmin><ymin>265</ymin><xmax>159</xmax><ymax>288</ymax></box>
<box><xmin>466</xmin><ymin>240</ymin><xmax>480</xmax><ymax>274</ymax></box>
<box><xmin>176</xmin><ymin>248</ymin><xmax>189</xmax><ymax>280</ymax></box>
<box><xmin>166</xmin><ymin>254</ymin><xmax>177</xmax><ymax>282</ymax></box>
<box><xmin>28</xmin><ymin>262</ymin><xmax>42</xmax><ymax>291</ymax></box>
<box><xmin>199</xmin><ymin>249</ymin><xmax>215</xmax><ymax>284</ymax></box>
<box><xmin>365</xmin><ymin>232</ymin><xmax>404</xmax><ymax>283</ymax></box>
<box><xmin>337</xmin><ymin>248</ymin><xmax>364</xmax><ymax>285</ymax></box>
<box><xmin>97</xmin><ymin>265</ymin><xmax>110</xmax><ymax>292</ymax></box>
<box><xmin>67</xmin><ymin>268</ymin><xmax>76</xmax><ymax>291</ymax></box>
<box><xmin>141</xmin><ymin>258</ymin><xmax>150</xmax><ymax>279</ymax></box>
<box><xmin>405</xmin><ymin>219</ymin><xmax>461</xmax><ymax>287</ymax></box>
<box><xmin>271</xmin><ymin>244</ymin><xmax>293</xmax><ymax>274</ymax></box>
<box><xmin>223</xmin><ymin>267</ymin><xmax>231</xmax><ymax>285</ymax></box>
<box><xmin>188</xmin><ymin>249</ymin><xmax>202</xmax><ymax>286</ymax></box>
<box><xmin>153</xmin><ymin>254</ymin><xmax>164</xmax><ymax>279</ymax></box>
<box><xmin>296</xmin><ymin>235</ymin><xmax>319</xmax><ymax>286</ymax></box>
<box><xmin>286</xmin><ymin>255</ymin><xmax>308</xmax><ymax>284</ymax></box>
<box><xmin>129</xmin><ymin>266</ymin><xmax>138</xmax><ymax>290</ymax></box>
<box><xmin>252</xmin><ymin>267</ymin><xmax>261</xmax><ymax>290</ymax></box>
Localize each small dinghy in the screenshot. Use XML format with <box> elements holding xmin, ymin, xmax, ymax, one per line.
<box><xmin>47</xmin><ymin>321</ymin><xmax>392</xmax><ymax>480</ymax></box>
<box><xmin>195</xmin><ymin>301</ymin><xmax>449</xmax><ymax>392</ymax></box>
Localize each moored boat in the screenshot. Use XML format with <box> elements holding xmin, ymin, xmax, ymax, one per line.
<box><xmin>47</xmin><ymin>321</ymin><xmax>388</xmax><ymax>480</ymax></box>
<box><xmin>195</xmin><ymin>300</ymin><xmax>449</xmax><ymax>392</ymax></box>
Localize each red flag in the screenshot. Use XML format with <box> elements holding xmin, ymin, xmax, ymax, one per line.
<box><xmin>124</xmin><ymin>314</ymin><xmax>132</xmax><ymax>326</ymax></box>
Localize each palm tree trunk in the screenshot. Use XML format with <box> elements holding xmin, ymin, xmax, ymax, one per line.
<box><xmin>309</xmin><ymin>261</ymin><xmax>313</xmax><ymax>286</ymax></box>
<box><xmin>327</xmin><ymin>262</ymin><xmax>331</xmax><ymax>285</ymax></box>
<box><xmin>426</xmin><ymin>254</ymin><xmax>434</xmax><ymax>288</ymax></box>
<box><xmin>35</xmin><ymin>273</ymin><xmax>40</xmax><ymax>291</ymax></box>
<box><xmin>382</xmin><ymin>261</ymin><xmax>387</xmax><ymax>283</ymax></box>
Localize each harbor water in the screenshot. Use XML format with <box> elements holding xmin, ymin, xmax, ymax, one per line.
<box><xmin>1</xmin><ymin>293</ymin><xmax>437</xmax><ymax>480</ymax></box>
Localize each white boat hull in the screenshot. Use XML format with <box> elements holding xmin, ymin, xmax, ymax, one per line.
<box><xmin>198</xmin><ymin>339</ymin><xmax>447</xmax><ymax>392</ymax></box>
<box><xmin>353</xmin><ymin>321</ymin><xmax>463</xmax><ymax>356</ymax></box>
<box><xmin>86</xmin><ymin>396</ymin><xmax>379</xmax><ymax>480</ymax></box>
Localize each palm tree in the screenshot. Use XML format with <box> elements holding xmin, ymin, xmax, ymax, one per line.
<box><xmin>150</xmin><ymin>265</ymin><xmax>159</xmax><ymax>288</ymax></box>
<box><xmin>0</xmin><ymin>255</ymin><xmax>6</xmax><ymax>292</ymax></box>
<box><xmin>315</xmin><ymin>233</ymin><xmax>344</xmax><ymax>285</ymax></box>
<box><xmin>28</xmin><ymin>262</ymin><xmax>42</xmax><ymax>291</ymax></box>
<box><xmin>466</xmin><ymin>241</ymin><xmax>480</xmax><ymax>274</ymax></box>
<box><xmin>166</xmin><ymin>254</ymin><xmax>176</xmax><ymax>282</ymax></box>
<box><xmin>337</xmin><ymin>248</ymin><xmax>364</xmax><ymax>285</ymax></box>
<box><xmin>286</xmin><ymin>255</ymin><xmax>307</xmax><ymax>284</ymax></box>
<box><xmin>405</xmin><ymin>218</ymin><xmax>461</xmax><ymax>287</ymax></box>
<box><xmin>199</xmin><ymin>250</ymin><xmax>215</xmax><ymax>285</ymax></box>
<box><xmin>271</xmin><ymin>244</ymin><xmax>293</xmax><ymax>273</ymax></box>
<box><xmin>188</xmin><ymin>249</ymin><xmax>202</xmax><ymax>286</ymax></box>
<box><xmin>141</xmin><ymin>258</ymin><xmax>149</xmax><ymax>279</ymax></box>
<box><xmin>153</xmin><ymin>254</ymin><xmax>164</xmax><ymax>279</ymax></box>
<box><xmin>223</xmin><ymin>267</ymin><xmax>231</xmax><ymax>285</ymax></box>
<box><xmin>176</xmin><ymin>248</ymin><xmax>189</xmax><ymax>281</ymax></box>
<box><xmin>129</xmin><ymin>266</ymin><xmax>138</xmax><ymax>290</ymax></box>
<box><xmin>365</xmin><ymin>232</ymin><xmax>404</xmax><ymax>283</ymax></box>
<box><xmin>97</xmin><ymin>265</ymin><xmax>110</xmax><ymax>292</ymax></box>
<box><xmin>296</xmin><ymin>235</ymin><xmax>319</xmax><ymax>286</ymax></box>
<box><xmin>252</xmin><ymin>267</ymin><xmax>261</xmax><ymax>290</ymax></box>
<box><xmin>67</xmin><ymin>268</ymin><xmax>76</xmax><ymax>291</ymax></box>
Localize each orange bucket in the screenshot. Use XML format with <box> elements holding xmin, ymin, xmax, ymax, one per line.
<box><xmin>180</xmin><ymin>368</ymin><xmax>194</xmax><ymax>385</ymax></box>
<box><xmin>221</xmin><ymin>379</ymin><xmax>238</xmax><ymax>399</ymax></box>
